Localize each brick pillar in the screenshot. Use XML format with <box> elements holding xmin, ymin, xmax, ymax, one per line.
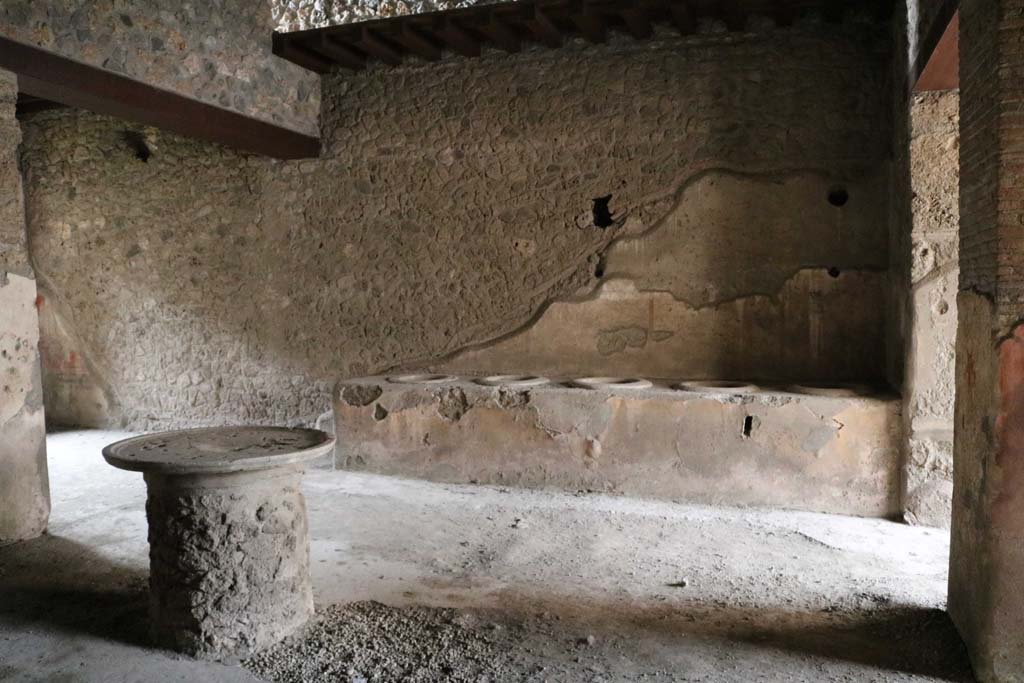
<box><xmin>0</xmin><ymin>68</ymin><xmax>49</xmax><ymax>543</ymax></box>
<box><xmin>949</xmin><ymin>0</ymin><xmax>1024</xmax><ymax>679</ymax></box>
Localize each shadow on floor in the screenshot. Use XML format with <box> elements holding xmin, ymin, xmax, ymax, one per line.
<box><xmin>0</xmin><ymin>533</ymin><xmax>149</xmax><ymax>647</ymax></box>
<box><xmin>0</xmin><ymin>533</ymin><xmax>974</xmax><ymax>682</ymax></box>
<box><xmin>406</xmin><ymin>582</ymin><xmax>976</xmax><ymax>682</ymax></box>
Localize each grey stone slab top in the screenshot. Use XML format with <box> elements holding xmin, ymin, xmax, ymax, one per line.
<box><xmin>102</xmin><ymin>427</ymin><xmax>335</xmax><ymax>475</ymax></box>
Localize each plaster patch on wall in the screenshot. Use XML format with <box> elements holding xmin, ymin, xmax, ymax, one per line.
<box><xmin>441</xmin><ymin>169</ymin><xmax>890</xmax><ymax>382</ymax></box>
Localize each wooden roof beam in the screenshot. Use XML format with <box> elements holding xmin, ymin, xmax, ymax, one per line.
<box><xmin>620</xmin><ymin>6</ymin><xmax>653</xmax><ymax>39</ymax></box>
<box><xmin>6</xmin><ymin>35</ymin><xmax>319</xmax><ymax>159</ymax></box>
<box><xmin>530</xmin><ymin>6</ymin><xmax>563</xmax><ymax>48</ymax></box>
<box><xmin>476</xmin><ymin>16</ymin><xmax>522</xmax><ymax>53</ymax></box>
<box><xmin>359</xmin><ymin>27</ymin><xmax>404</xmax><ymax>65</ymax></box>
<box><xmin>436</xmin><ymin>19</ymin><xmax>481</xmax><ymax>57</ymax></box>
<box><xmin>311</xmin><ymin>33</ymin><xmax>366</xmax><ymax>71</ymax></box>
<box><xmin>571</xmin><ymin>4</ymin><xmax>608</xmax><ymax>44</ymax></box>
<box><xmin>668</xmin><ymin>1</ymin><xmax>696</xmax><ymax>34</ymax></box>
<box><xmin>397</xmin><ymin>24</ymin><xmax>444</xmax><ymax>61</ymax></box>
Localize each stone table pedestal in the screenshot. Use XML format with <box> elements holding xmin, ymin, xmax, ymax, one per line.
<box><xmin>103</xmin><ymin>426</ymin><xmax>334</xmax><ymax>659</ymax></box>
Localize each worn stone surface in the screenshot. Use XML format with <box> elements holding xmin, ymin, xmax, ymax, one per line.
<box><xmin>0</xmin><ymin>68</ymin><xmax>49</xmax><ymax>545</ymax></box>
<box><xmin>0</xmin><ymin>1</ymin><xmax>319</xmax><ymax>136</ymax></box>
<box><xmin>102</xmin><ymin>426</ymin><xmax>334</xmax><ymax>474</ymax></box>
<box><xmin>144</xmin><ymin>468</ymin><xmax>313</xmax><ymax>658</ymax></box>
<box><xmin>902</xmin><ymin>90</ymin><xmax>958</xmax><ymax>529</ymax></box>
<box><xmin>0</xmin><ymin>429</ymin><xmax>972</xmax><ymax>682</ymax></box>
<box><xmin>334</xmin><ymin>377</ymin><xmax>901</xmax><ymax>517</ymax></box>
<box><xmin>20</xmin><ymin>23</ymin><xmax>893</xmax><ymax>431</ymax></box>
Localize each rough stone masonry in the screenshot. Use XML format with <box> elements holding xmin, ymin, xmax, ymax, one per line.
<box><xmin>0</xmin><ymin>68</ymin><xmax>49</xmax><ymax>544</ymax></box>
<box><xmin>19</xmin><ymin>19</ymin><xmax>893</xmax><ymax>435</ymax></box>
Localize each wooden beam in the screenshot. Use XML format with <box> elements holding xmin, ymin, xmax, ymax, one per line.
<box><xmin>311</xmin><ymin>33</ymin><xmax>366</xmax><ymax>71</ymax></box>
<box><xmin>719</xmin><ymin>0</ymin><xmax>746</xmax><ymax>32</ymax></box>
<box><xmin>359</xmin><ymin>27</ymin><xmax>404</xmax><ymax>65</ymax></box>
<box><xmin>619</xmin><ymin>6</ymin><xmax>652</xmax><ymax>39</ymax></box>
<box><xmin>915</xmin><ymin>11</ymin><xmax>959</xmax><ymax>92</ymax></box>
<box><xmin>272</xmin><ymin>32</ymin><xmax>332</xmax><ymax>74</ymax></box>
<box><xmin>476</xmin><ymin>16</ymin><xmax>521</xmax><ymax>53</ymax></box>
<box><xmin>668</xmin><ymin>1</ymin><xmax>695</xmax><ymax>34</ymax></box>
<box><xmin>396</xmin><ymin>24</ymin><xmax>443</xmax><ymax>61</ymax></box>
<box><xmin>15</xmin><ymin>93</ymin><xmax>65</xmax><ymax>117</ymax></box>
<box><xmin>571</xmin><ymin>5</ymin><xmax>608</xmax><ymax>44</ymax></box>
<box><xmin>914</xmin><ymin>0</ymin><xmax>958</xmax><ymax>84</ymax></box>
<box><xmin>436</xmin><ymin>18</ymin><xmax>481</xmax><ymax>57</ymax></box>
<box><xmin>2</xmin><ymin>36</ymin><xmax>319</xmax><ymax>159</ymax></box>
<box><xmin>531</xmin><ymin>6</ymin><xmax>563</xmax><ymax>48</ymax></box>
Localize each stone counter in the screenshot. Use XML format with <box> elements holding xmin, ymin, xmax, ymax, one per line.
<box><xmin>333</xmin><ymin>376</ymin><xmax>901</xmax><ymax>517</ymax></box>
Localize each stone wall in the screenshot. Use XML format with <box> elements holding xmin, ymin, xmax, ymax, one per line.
<box><xmin>0</xmin><ymin>68</ymin><xmax>49</xmax><ymax>544</ymax></box>
<box><xmin>0</xmin><ymin>1</ymin><xmax>319</xmax><ymax>136</ymax></box>
<box><xmin>20</xmin><ymin>23</ymin><xmax>893</xmax><ymax>432</ymax></box>
<box><xmin>902</xmin><ymin>89</ymin><xmax>958</xmax><ymax>528</ymax></box>
<box><xmin>949</xmin><ymin>0</ymin><xmax>1024</xmax><ymax>678</ymax></box>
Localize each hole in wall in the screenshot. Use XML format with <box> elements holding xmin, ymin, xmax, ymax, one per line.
<box><xmin>121</xmin><ymin>130</ymin><xmax>151</xmax><ymax>162</ymax></box>
<box><xmin>594</xmin><ymin>254</ymin><xmax>607</xmax><ymax>279</ymax></box>
<box><xmin>827</xmin><ymin>186</ymin><xmax>849</xmax><ymax>207</ymax></box>
<box><xmin>827</xmin><ymin>267</ymin><xmax>841</xmax><ymax>278</ymax></box>
<box><xmin>592</xmin><ymin>195</ymin><xmax>614</xmax><ymax>229</ymax></box>
<box><xmin>742</xmin><ymin>415</ymin><xmax>754</xmax><ymax>438</ymax></box>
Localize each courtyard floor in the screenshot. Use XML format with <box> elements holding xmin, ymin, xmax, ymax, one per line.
<box><xmin>0</xmin><ymin>430</ymin><xmax>972</xmax><ymax>682</ymax></box>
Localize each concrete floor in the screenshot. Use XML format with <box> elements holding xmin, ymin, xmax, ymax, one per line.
<box><xmin>0</xmin><ymin>430</ymin><xmax>972</xmax><ymax>682</ymax></box>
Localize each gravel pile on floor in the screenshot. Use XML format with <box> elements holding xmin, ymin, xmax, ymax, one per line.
<box><xmin>243</xmin><ymin>601</ymin><xmax>514</xmax><ymax>682</ymax></box>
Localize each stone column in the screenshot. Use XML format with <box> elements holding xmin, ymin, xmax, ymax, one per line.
<box><xmin>902</xmin><ymin>89</ymin><xmax>959</xmax><ymax>529</ymax></box>
<box><xmin>144</xmin><ymin>468</ymin><xmax>313</xmax><ymax>658</ymax></box>
<box><xmin>102</xmin><ymin>426</ymin><xmax>331</xmax><ymax>659</ymax></box>
<box><xmin>949</xmin><ymin>0</ymin><xmax>1024</xmax><ymax>680</ymax></box>
<box><xmin>0</xmin><ymin>68</ymin><xmax>49</xmax><ymax>544</ymax></box>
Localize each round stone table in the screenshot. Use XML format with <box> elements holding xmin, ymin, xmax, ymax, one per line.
<box><xmin>102</xmin><ymin>426</ymin><xmax>334</xmax><ymax>659</ymax></box>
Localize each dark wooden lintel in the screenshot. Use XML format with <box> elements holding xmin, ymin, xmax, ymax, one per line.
<box><xmin>397</xmin><ymin>24</ymin><xmax>443</xmax><ymax>61</ymax></box>
<box><xmin>313</xmin><ymin>33</ymin><xmax>367</xmax><ymax>70</ymax></box>
<box><xmin>570</xmin><ymin>5</ymin><xmax>608</xmax><ymax>44</ymax></box>
<box><xmin>476</xmin><ymin>16</ymin><xmax>522</xmax><ymax>53</ymax></box>
<box><xmin>3</xmin><ymin>35</ymin><xmax>319</xmax><ymax>159</ymax></box>
<box><xmin>530</xmin><ymin>6</ymin><xmax>563</xmax><ymax>48</ymax></box>
<box><xmin>273</xmin><ymin>0</ymin><xmax>896</xmax><ymax>73</ymax></box>
<box><xmin>619</xmin><ymin>6</ymin><xmax>653</xmax><ymax>39</ymax></box>
<box><xmin>435</xmin><ymin>19</ymin><xmax>482</xmax><ymax>57</ymax></box>
<box><xmin>359</xmin><ymin>27</ymin><xmax>404</xmax><ymax>65</ymax></box>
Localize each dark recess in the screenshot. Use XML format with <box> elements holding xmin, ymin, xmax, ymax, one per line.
<box><xmin>828</xmin><ymin>187</ymin><xmax>849</xmax><ymax>207</ymax></box>
<box><xmin>121</xmin><ymin>130</ymin><xmax>151</xmax><ymax>162</ymax></box>
<box><xmin>592</xmin><ymin>195</ymin><xmax>614</xmax><ymax>229</ymax></box>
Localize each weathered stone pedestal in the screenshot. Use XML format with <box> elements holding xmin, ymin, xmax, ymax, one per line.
<box><xmin>103</xmin><ymin>427</ymin><xmax>334</xmax><ymax>659</ymax></box>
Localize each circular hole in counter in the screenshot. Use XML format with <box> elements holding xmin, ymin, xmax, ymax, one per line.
<box><xmin>475</xmin><ymin>375</ymin><xmax>550</xmax><ymax>388</ymax></box>
<box><xmin>387</xmin><ymin>374</ymin><xmax>458</xmax><ymax>384</ymax></box>
<box><xmin>787</xmin><ymin>382</ymin><xmax>872</xmax><ymax>397</ymax></box>
<box><xmin>676</xmin><ymin>380</ymin><xmax>758</xmax><ymax>394</ymax></box>
<box><xmin>571</xmin><ymin>377</ymin><xmax>654</xmax><ymax>390</ymax></box>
